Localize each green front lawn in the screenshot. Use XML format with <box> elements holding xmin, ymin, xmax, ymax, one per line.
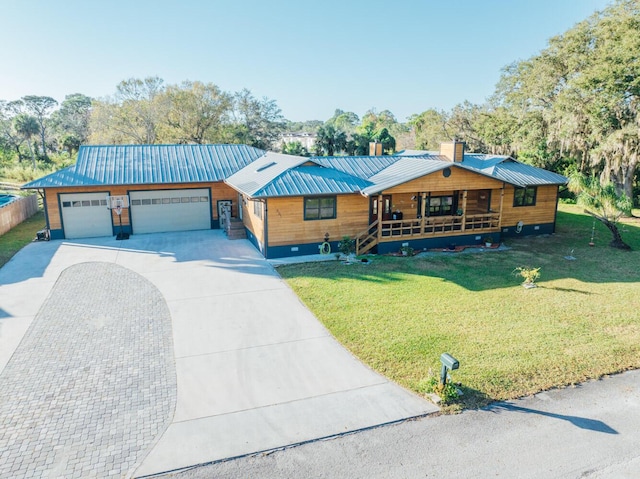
<box><xmin>0</xmin><ymin>211</ymin><xmax>46</xmax><ymax>268</ymax></box>
<box><xmin>278</xmin><ymin>205</ymin><xmax>640</xmax><ymax>410</ymax></box>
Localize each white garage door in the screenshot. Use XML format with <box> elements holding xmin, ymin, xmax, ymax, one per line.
<box><xmin>60</xmin><ymin>193</ymin><xmax>112</xmax><ymax>239</ymax></box>
<box><xmin>130</xmin><ymin>189</ymin><xmax>211</xmax><ymax>234</ymax></box>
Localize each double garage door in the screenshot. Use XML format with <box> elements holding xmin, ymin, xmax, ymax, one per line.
<box><xmin>60</xmin><ymin>189</ymin><xmax>211</xmax><ymax>239</ymax></box>
<box><xmin>129</xmin><ymin>189</ymin><xmax>211</xmax><ymax>234</ymax></box>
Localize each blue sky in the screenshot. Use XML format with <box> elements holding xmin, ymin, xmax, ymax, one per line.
<box><xmin>1</xmin><ymin>0</ymin><xmax>611</xmax><ymax>122</ymax></box>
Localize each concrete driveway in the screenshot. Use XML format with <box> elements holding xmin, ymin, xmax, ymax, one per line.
<box><xmin>0</xmin><ymin>231</ymin><xmax>437</xmax><ymax>477</ymax></box>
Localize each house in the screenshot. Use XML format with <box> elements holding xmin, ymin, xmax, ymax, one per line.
<box><xmin>279</xmin><ymin>132</ymin><xmax>317</xmax><ymax>152</ymax></box>
<box><xmin>21</xmin><ymin>144</ymin><xmax>265</xmax><ymax>240</ymax></box>
<box><xmin>22</xmin><ymin>141</ymin><xmax>567</xmax><ymax>258</ymax></box>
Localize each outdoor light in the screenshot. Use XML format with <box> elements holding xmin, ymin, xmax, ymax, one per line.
<box><xmin>440</xmin><ymin>352</ymin><xmax>459</xmax><ymax>386</ymax></box>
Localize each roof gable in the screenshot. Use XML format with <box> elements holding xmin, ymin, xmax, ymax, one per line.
<box><xmin>225</xmin><ymin>152</ymin><xmax>309</xmax><ymax>196</ymax></box>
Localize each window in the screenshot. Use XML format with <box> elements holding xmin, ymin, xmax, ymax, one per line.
<box><xmin>427</xmin><ymin>195</ymin><xmax>454</xmax><ymax>216</ymax></box>
<box><xmin>253</xmin><ymin>200</ymin><xmax>263</xmax><ymax>219</ymax></box>
<box><xmin>304</xmin><ymin>196</ymin><xmax>336</xmax><ymax>220</ymax></box>
<box><xmin>513</xmin><ymin>186</ymin><xmax>537</xmax><ymax>207</ymax></box>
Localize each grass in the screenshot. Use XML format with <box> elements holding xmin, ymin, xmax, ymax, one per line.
<box><xmin>0</xmin><ymin>211</ymin><xmax>46</xmax><ymax>268</ymax></box>
<box><xmin>277</xmin><ymin>205</ymin><xmax>640</xmax><ymax>411</ymax></box>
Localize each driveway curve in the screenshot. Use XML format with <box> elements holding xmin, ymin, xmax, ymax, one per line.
<box><xmin>0</xmin><ymin>262</ymin><xmax>176</xmax><ymax>478</ymax></box>
<box><xmin>0</xmin><ymin>231</ymin><xmax>436</xmax><ymax>477</ymax></box>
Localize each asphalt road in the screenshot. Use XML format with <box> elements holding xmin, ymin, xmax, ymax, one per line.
<box><xmin>160</xmin><ymin>370</ymin><xmax>640</xmax><ymax>479</ymax></box>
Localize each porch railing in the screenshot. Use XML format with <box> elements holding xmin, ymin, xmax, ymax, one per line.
<box><xmin>355</xmin><ymin>213</ymin><xmax>500</xmax><ymax>255</ymax></box>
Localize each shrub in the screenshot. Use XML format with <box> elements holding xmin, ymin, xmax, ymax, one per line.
<box><xmin>514</xmin><ymin>266</ymin><xmax>541</xmax><ymax>284</ymax></box>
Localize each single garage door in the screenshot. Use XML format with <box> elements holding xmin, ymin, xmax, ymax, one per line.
<box><xmin>60</xmin><ymin>193</ymin><xmax>112</xmax><ymax>239</ymax></box>
<box><xmin>130</xmin><ymin>189</ymin><xmax>211</xmax><ymax>234</ymax></box>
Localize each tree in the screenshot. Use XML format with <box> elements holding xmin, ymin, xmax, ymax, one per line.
<box><xmin>409</xmin><ymin>109</ymin><xmax>449</xmax><ymax>150</ymax></box>
<box><xmin>89</xmin><ymin>76</ymin><xmax>166</xmax><ymax>144</ymax></box>
<box><xmin>568</xmin><ymin>171</ymin><xmax>633</xmax><ymax>249</ymax></box>
<box><xmin>326</xmin><ymin>109</ymin><xmax>359</xmax><ymax>134</ymax></box>
<box><xmin>314</xmin><ymin>124</ymin><xmax>347</xmax><ymax>156</ymax></box>
<box><xmin>228</xmin><ymin>89</ymin><xmax>284</xmax><ymax>150</ymax></box>
<box><xmin>21</xmin><ymin>95</ymin><xmax>58</xmax><ymax>160</ymax></box>
<box><xmin>0</xmin><ymin>101</ymin><xmax>26</xmax><ymax>161</ymax></box>
<box><xmin>13</xmin><ymin>114</ymin><xmax>40</xmax><ymax>169</ymax></box>
<box><xmin>50</xmin><ymin>93</ymin><xmax>92</xmax><ymax>154</ymax></box>
<box><xmin>444</xmin><ymin>101</ymin><xmax>488</xmax><ymax>153</ymax></box>
<box><xmin>353</xmin><ymin>109</ymin><xmax>397</xmax><ymax>154</ymax></box>
<box><xmin>282</xmin><ymin>140</ymin><xmax>309</xmax><ymax>156</ymax></box>
<box><xmin>157</xmin><ymin>81</ymin><xmax>231</xmax><ymax>144</ymax></box>
<box><xmin>492</xmin><ymin>0</ymin><xmax>640</xmax><ymax>196</ymax></box>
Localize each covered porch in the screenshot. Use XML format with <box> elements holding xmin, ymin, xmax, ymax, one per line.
<box><xmin>356</xmin><ymin>188</ymin><xmax>503</xmax><ymax>255</ymax></box>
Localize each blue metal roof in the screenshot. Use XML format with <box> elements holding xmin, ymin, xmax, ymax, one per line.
<box><xmin>310</xmin><ymin>155</ymin><xmax>401</xmax><ymax>179</ymax></box>
<box><xmin>22</xmin><ymin>144</ymin><xmax>567</xmax><ymax>195</ymax></box>
<box><xmin>459</xmin><ymin>154</ymin><xmax>567</xmax><ymax>187</ymax></box>
<box><xmin>361</xmin><ymin>157</ymin><xmax>453</xmax><ymax>195</ymax></box>
<box><xmin>23</xmin><ymin>144</ymin><xmax>266</xmax><ymax>188</ymax></box>
<box><xmin>253</xmin><ymin>166</ymin><xmax>372</xmax><ymax>197</ymax></box>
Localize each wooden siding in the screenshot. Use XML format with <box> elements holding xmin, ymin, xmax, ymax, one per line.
<box><xmin>267</xmin><ymin>194</ymin><xmax>369</xmax><ymax>246</ymax></box>
<box><xmin>242</xmin><ymin>196</ymin><xmax>265</xmax><ymax>245</ymax></box>
<box><xmin>501</xmin><ymin>185</ymin><xmax>559</xmax><ymax>226</ymax></box>
<box><xmin>43</xmin><ymin>182</ymin><xmax>232</xmax><ymax>230</ymax></box>
<box><xmin>385</xmin><ymin>167</ymin><xmax>503</xmax><ymax>194</ymax></box>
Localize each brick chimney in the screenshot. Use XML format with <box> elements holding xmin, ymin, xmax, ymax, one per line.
<box><xmin>369</xmin><ymin>141</ymin><xmax>383</xmax><ymax>156</ymax></box>
<box><xmin>440</xmin><ymin>140</ymin><xmax>465</xmax><ymax>162</ymax></box>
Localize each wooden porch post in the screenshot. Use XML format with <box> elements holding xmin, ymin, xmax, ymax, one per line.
<box><xmin>421</xmin><ymin>193</ymin><xmax>427</xmax><ymax>233</ymax></box>
<box><xmin>377</xmin><ymin>194</ymin><xmax>383</xmax><ymax>240</ymax></box>
<box><xmin>498</xmin><ymin>185</ymin><xmax>505</xmax><ymax>228</ymax></box>
<box><xmin>461</xmin><ymin>190</ymin><xmax>468</xmax><ymax>232</ymax></box>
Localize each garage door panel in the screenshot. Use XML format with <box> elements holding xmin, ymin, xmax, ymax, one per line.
<box><xmin>60</xmin><ymin>193</ymin><xmax>113</xmax><ymax>239</ymax></box>
<box><xmin>130</xmin><ymin>189</ymin><xmax>211</xmax><ymax>234</ymax></box>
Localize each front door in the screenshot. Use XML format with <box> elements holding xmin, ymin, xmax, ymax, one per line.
<box><xmin>370</xmin><ymin>195</ymin><xmax>392</xmax><ymax>224</ymax></box>
<box><xmin>218</xmin><ymin>200</ymin><xmax>232</xmax><ymax>230</ymax></box>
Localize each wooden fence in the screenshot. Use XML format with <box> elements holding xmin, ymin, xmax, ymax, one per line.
<box><xmin>0</xmin><ymin>194</ymin><xmax>39</xmax><ymax>236</ymax></box>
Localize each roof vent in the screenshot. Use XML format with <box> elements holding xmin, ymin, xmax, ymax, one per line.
<box><xmin>256</xmin><ymin>161</ymin><xmax>276</xmax><ymax>172</ymax></box>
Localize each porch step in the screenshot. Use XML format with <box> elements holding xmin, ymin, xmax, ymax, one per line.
<box><xmin>226</xmin><ymin>219</ymin><xmax>247</xmax><ymax>240</ymax></box>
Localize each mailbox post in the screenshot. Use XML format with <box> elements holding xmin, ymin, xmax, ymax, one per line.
<box><xmin>440</xmin><ymin>353</ymin><xmax>459</xmax><ymax>386</ymax></box>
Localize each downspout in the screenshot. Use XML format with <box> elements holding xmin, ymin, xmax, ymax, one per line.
<box><xmin>262</xmin><ymin>199</ymin><xmax>269</xmax><ymax>259</ymax></box>
<box><xmin>553</xmin><ymin>185</ymin><xmax>560</xmax><ymax>233</ymax></box>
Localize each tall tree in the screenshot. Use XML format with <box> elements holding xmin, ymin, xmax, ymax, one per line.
<box><xmin>13</xmin><ymin>114</ymin><xmax>40</xmax><ymax>169</ymax></box>
<box><xmin>314</xmin><ymin>124</ymin><xmax>347</xmax><ymax>156</ymax></box>
<box><xmin>493</xmin><ymin>0</ymin><xmax>640</xmax><ymax>196</ymax></box>
<box><xmin>21</xmin><ymin>95</ymin><xmax>58</xmax><ymax>160</ymax></box>
<box><xmin>409</xmin><ymin>109</ymin><xmax>449</xmax><ymax>150</ymax></box>
<box><xmin>89</xmin><ymin>76</ymin><xmax>165</xmax><ymax>144</ymax></box>
<box><xmin>0</xmin><ymin>101</ymin><xmax>26</xmax><ymax>161</ymax></box>
<box><xmin>229</xmin><ymin>89</ymin><xmax>284</xmax><ymax>150</ymax></box>
<box><xmin>50</xmin><ymin>93</ymin><xmax>92</xmax><ymax>154</ymax></box>
<box><xmin>326</xmin><ymin>109</ymin><xmax>359</xmax><ymax>134</ymax></box>
<box><xmin>157</xmin><ymin>81</ymin><xmax>231</xmax><ymax>144</ymax></box>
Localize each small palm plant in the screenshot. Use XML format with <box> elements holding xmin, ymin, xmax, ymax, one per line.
<box><xmin>514</xmin><ymin>266</ymin><xmax>540</xmax><ymax>288</ymax></box>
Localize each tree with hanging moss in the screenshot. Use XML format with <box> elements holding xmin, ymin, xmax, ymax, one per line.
<box><xmin>568</xmin><ymin>171</ymin><xmax>633</xmax><ymax>250</ymax></box>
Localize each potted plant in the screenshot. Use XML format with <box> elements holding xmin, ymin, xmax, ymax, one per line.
<box><xmin>514</xmin><ymin>266</ymin><xmax>541</xmax><ymax>288</ymax></box>
<box><xmin>483</xmin><ymin>236</ymin><xmax>494</xmax><ymax>247</ymax></box>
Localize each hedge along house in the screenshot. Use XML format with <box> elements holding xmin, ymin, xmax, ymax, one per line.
<box><xmin>22</xmin><ymin>141</ymin><xmax>567</xmax><ymax>258</ymax></box>
<box><xmin>21</xmin><ymin>144</ymin><xmax>265</xmax><ymax>240</ymax></box>
<box><xmin>227</xmin><ymin>140</ymin><xmax>567</xmax><ymax>258</ymax></box>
